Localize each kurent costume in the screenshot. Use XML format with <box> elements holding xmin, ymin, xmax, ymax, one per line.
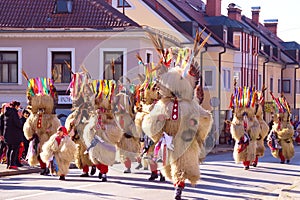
<box><xmin>253</xmin><ymin>92</ymin><xmax>269</xmax><ymax>167</ymax></box>
<box><xmin>65</xmin><ymin>72</ymin><xmax>94</xmax><ymax>177</ymax></box>
<box><xmin>65</xmin><ymin>70</ymin><xmax>123</xmax><ymax>181</ymax></box>
<box><xmin>88</xmin><ymin>79</ymin><xmax>124</xmax><ymax>181</ymax></box>
<box><xmin>134</xmin><ymin>64</ymin><xmax>165</xmax><ymax>181</ymax></box>
<box><xmin>40</xmin><ymin>126</ymin><xmax>76</xmax><ymax>180</ymax></box>
<box><xmin>230</xmin><ymin>86</ymin><xmax>261</xmax><ymax>170</ymax></box>
<box><xmin>115</xmin><ymin>88</ymin><xmax>140</xmax><ymax>174</ymax></box>
<box><xmin>141</xmin><ymin>32</ymin><xmax>213</xmax><ymax>200</ymax></box>
<box><xmin>267</xmin><ymin>92</ymin><xmax>294</xmax><ymax>163</ymax></box>
<box><xmin>23</xmin><ymin>75</ymin><xmax>61</xmax><ymax>175</ymax></box>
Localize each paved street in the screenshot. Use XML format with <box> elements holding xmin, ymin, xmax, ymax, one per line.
<box><xmin>0</xmin><ymin>145</ymin><xmax>299</xmax><ymax>200</ymax></box>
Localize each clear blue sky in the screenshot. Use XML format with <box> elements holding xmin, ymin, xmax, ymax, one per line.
<box><xmin>203</xmin><ymin>0</ymin><xmax>300</xmax><ymax>44</ymax></box>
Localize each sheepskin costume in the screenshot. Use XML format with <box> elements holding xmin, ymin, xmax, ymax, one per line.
<box><xmin>134</xmin><ymin>72</ymin><xmax>163</xmax><ymax>179</ymax></box>
<box><xmin>141</xmin><ymin>32</ymin><xmax>212</xmax><ymax>200</ymax></box>
<box><xmin>82</xmin><ymin>79</ymin><xmax>123</xmax><ymax>166</ymax></box>
<box><xmin>115</xmin><ymin>91</ymin><xmax>140</xmax><ymax>172</ymax></box>
<box><xmin>143</xmin><ymin>66</ymin><xmax>212</xmax><ymax>185</ymax></box>
<box><xmin>23</xmin><ymin>77</ymin><xmax>61</xmax><ymax>167</ymax></box>
<box><xmin>40</xmin><ymin>126</ymin><xmax>76</xmax><ymax>178</ymax></box>
<box><xmin>267</xmin><ymin>93</ymin><xmax>294</xmax><ymax>163</ymax></box>
<box><xmin>230</xmin><ymin>87</ymin><xmax>260</xmax><ymax>170</ymax></box>
<box><xmin>64</xmin><ymin>72</ymin><xmax>94</xmax><ymax>171</ymax></box>
<box><xmin>254</xmin><ymin>98</ymin><xmax>269</xmax><ymax>166</ymax></box>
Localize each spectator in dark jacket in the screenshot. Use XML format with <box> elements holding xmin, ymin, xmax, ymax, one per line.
<box><xmin>3</xmin><ymin>101</ymin><xmax>23</xmax><ymax>169</ymax></box>
<box><xmin>20</xmin><ymin>109</ymin><xmax>30</xmax><ymax>161</ymax></box>
<box><xmin>0</xmin><ymin>103</ymin><xmax>7</xmax><ymax>162</ymax></box>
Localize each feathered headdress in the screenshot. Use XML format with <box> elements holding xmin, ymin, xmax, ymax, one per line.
<box><xmin>91</xmin><ymin>79</ymin><xmax>116</xmax><ymax>103</ymax></box>
<box><xmin>270</xmin><ymin>92</ymin><xmax>290</xmax><ymax>114</ymax></box>
<box><xmin>229</xmin><ymin>86</ymin><xmax>258</xmax><ymax>109</ymax></box>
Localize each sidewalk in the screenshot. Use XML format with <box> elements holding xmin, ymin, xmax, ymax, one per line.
<box><xmin>0</xmin><ymin>164</ymin><xmax>40</xmax><ymax>177</ymax></box>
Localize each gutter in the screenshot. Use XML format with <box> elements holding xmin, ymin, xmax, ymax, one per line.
<box><xmin>262</xmin><ymin>57</ymin><xmax>269</xmax><ymax>120</ymax></box>
<box><xmin>218</xmin><ymin>46</ymin><xmax>226</xmax><ymax>137</ymax></box>
<box><xmin>219</xmin><ymin>46</ymin><xmax>226</xmax><ymax>110</ymax></box>
<box><xmin>294</xmin><ymin>63</ymin><xmax>300</xmax><ymax>109</ymax></box>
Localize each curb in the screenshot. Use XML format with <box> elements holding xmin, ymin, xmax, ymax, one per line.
<box><xmin>0</xmin><ymin>167</ymin><xmax>40</xmax><ymax>177</ymax></box>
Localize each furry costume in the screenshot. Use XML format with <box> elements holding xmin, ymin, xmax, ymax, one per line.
<box><xmin>267</xmin><ymin>93</ymin><xmax>294</xmax><ymax>163</ymax></box>
<box><xmin>115</xmin><ymin>91</ymin><xmax>140</xmax><ymax>173</ymax></box>
<box><xmin>134</xmin><ymin>72</ymin><xmax>165</xmax><ymax>180</ymax></box>
<box><xmin>254</xmin><ymin>103</ymin><xmax>269</xmax><ymax>166</ymax></box>
<box><xmin>22</xmin><ymin>76</ymin><xmax>61</xmax><ymax>173</ymax></box>
<box><xmin>64</xmin><ymin>72</ymin><xmax>94</xmax><ymax>175</ymax></box>
<box><xmin>230</xmin><ymin>87</ymin><xmax>261</xmax><ymax>169</ymax></box>
<box><xmin>141</xmin><ymin>31</ymin><xmax>212</xmax><ymax>200</ymax></box>
<box><xmin>40</xmin><ymin>126</ymin><xmax>76</xmax><ymax>179</ymax></box>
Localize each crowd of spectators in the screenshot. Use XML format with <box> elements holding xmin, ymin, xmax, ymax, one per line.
<box><xmin>0</xmin><ymin>101</ymin><xmax>30</xmax><ymax>169</ymax></box>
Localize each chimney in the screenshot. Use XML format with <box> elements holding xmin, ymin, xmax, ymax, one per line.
<box><xmin>105</xmin><ymin>0</ymin><xmax>112</xmax><ymax>5</ymax></box>
<box><xmin>206</xmin><ymin>0</ymin><xmax>222</xmax><ymax>17</ymax></box>
<box><xmin>251</xmin><ymin>6</ymin><xmax>260</xmax><ymax>25</ymax></box>
<box><xmin>227</xmin><ymin>3</ymin><xmax>242</xmax><ymax>21</ymax></box>
<box><xmin>264</xmin><ymin>19</ymin><xmax>278</xmax><ymax>35</ymax></box>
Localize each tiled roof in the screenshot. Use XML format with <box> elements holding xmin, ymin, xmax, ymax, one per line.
<box><xmin>204</xmin><ymin>15</ymin><xmax>248</xmax><ymax>30</ymax></box>
<box><xmin>242</xmin><ymin>16</ymin><xmax>298</xmax><ymax>63</ymax></box>
<box><xmin>0</xmin><ymin>0</ymin><xmax>140</xmax><ymax>29</ymax></box>
<box><xmin>280</xmin><ymin>41</ymin><xmax>300</xmax><ymax>50</ymax></box>
<box><xmin>141</xmin><ymin>0</ymin><xmax>192</xmax><ymax>40</ymax></box>
<box><xmin>142</xmin><ymin>0</ymin><xmax>233</xmax><ymax>47</ymax></box>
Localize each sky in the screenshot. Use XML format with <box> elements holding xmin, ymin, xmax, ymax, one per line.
<box><xmin>203</xmin><ymin>0</ymin><xmax>300</xmax><ymax>44</ymax></box>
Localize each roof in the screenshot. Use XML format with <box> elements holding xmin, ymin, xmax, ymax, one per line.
<box><xmin>204</xmin><ymin>15</ymin><xmax>249</xmax><ymax>31</ymax></box>
<box><xmin>242</xmin><ymin>16</ymin><xmax>298</xmax><ymax>64</ymax></box>
<box><xmin>280</xmin><ymin>41</ymin><xmax>300</xmax><ymax>50</ymax></box>
<box><xmin>0</xmin><ymin>0</ymin><xmax>140</xmax><ymax>30</ymax></box>
<box><xmin>140</xmin><ymin>0</ymin><xmax>193</xmax><ymax>41</ymax></box>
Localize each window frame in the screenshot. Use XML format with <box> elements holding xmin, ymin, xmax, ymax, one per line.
<box><xmin>282</xmin><ymin>79</ymin><xmax>291</xmax><ymax>94</ymax></box>
<box><xmin>0</xmin><ymin>47</ymin><xmax>22</xmax><ymax>85</ymax></box>
<box><xmin>258</xmin><ymin>73</ymin><xmax>262</xmax><ymax>90</ymax></box>
<box><xmin>203</xmin><ymin>66</ymin><xmax>216</xmax><ymax>90</ymax></box>
<box><xmin>47</xmin><ymin>48</ymin><xmax>75</xmax><ymax>84</ymax></box>
<box><xmin>233</xmin><ymin>32</ymin><xmax>241</xmax><ymax>51</ymax></box>
<box><xmin>270</xmin><ymin>77</ymin><xmax>273</xmax><ymax>93</ymax></box>
<box><xmin>222</xmin><ymin>67</ymin><xmax>231</xmax><ymax>90</ymax></box>
<box><xmin>117</xmin><ymin>0</ymin><xmax>130</xmax><ymax>7</ymax></box>
<box><xmin>99</xmin><ymin>48</ymin><xmax>127</xmax><ymax>81</ymax></box>
<box><xmin>296</xmin><ymin>80</ymin><xmax>300</xmax><ymax>94</ymax></box>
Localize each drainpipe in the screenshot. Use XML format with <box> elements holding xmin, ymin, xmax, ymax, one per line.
<box><xmin>294</xmin><ymin>64</ymin><xmax>300</xmax><ymax>110</ymax></box>
<box><xmin>262</xmin><ymin>57</ymin><xmax>269</xmax><ymax>120</ymax></box>
<box><xmin>218</xmin><ymin>46</ymin><xmax>226</xmax><ymax>145</ymax></box>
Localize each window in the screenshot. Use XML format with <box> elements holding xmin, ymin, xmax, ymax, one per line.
<box><xmin>282</xmin><ymin>79</ymin><xmax>291</xmax><ymax>93</ymax></box>
<box><xmin>296</xmin><ymin>80</ymin><xmax>300</xmax><ymax>94</ymax></box>
<box><xmin>0</xmin><ymin>51</ymin><xmax>18</xmax><ymax>83</ymax></box>
<box><xmin>51</xmin><ymin>52</ymin><xmax>72</xmax><ymax>83</ymax></box>
<box><xmin>270</xmin><ymin>77</ymin><xmax>273</xmax><ymax>92</ymax></box>
<box><xmin>258</xmin><ymin>74</ymin><xmax>262</xmax><ymax>90</ymax></box>
<box><xmin>117</xmin><ymin>0</ymin><xmax>130</xmax><ymax>7</ymax></box>
<box><xmin>278</xmin><ymin>79</ymin><xmax>281</xmax><ymax>93</ymax></box>
<box><xmin>204</xmin><ymin>70</ymin><xmax>213</xmax><ymax>87</ymax></box>
<box><xmin>233</xmin><ymin>33</ymin><xmax>241</xmax><ymax>50</ymax></box>
<box><xmin>55</xmin><ymin>0</ymin><xmax>72</xmax><ymax>13</ymax></box>
<box><xmin>222</xmin><ymin>69</ymin><xmax>231</xmax><ymax>90</ymax></box>
<box><xmin>223</xmin><ymin>29</ymin><xmax>228</xmax><ymax>43</ymax></box>
<box><xmin>103</xmin><ymin>51</ymin><xmax>123</xmax><ymax>81</ymax></box>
